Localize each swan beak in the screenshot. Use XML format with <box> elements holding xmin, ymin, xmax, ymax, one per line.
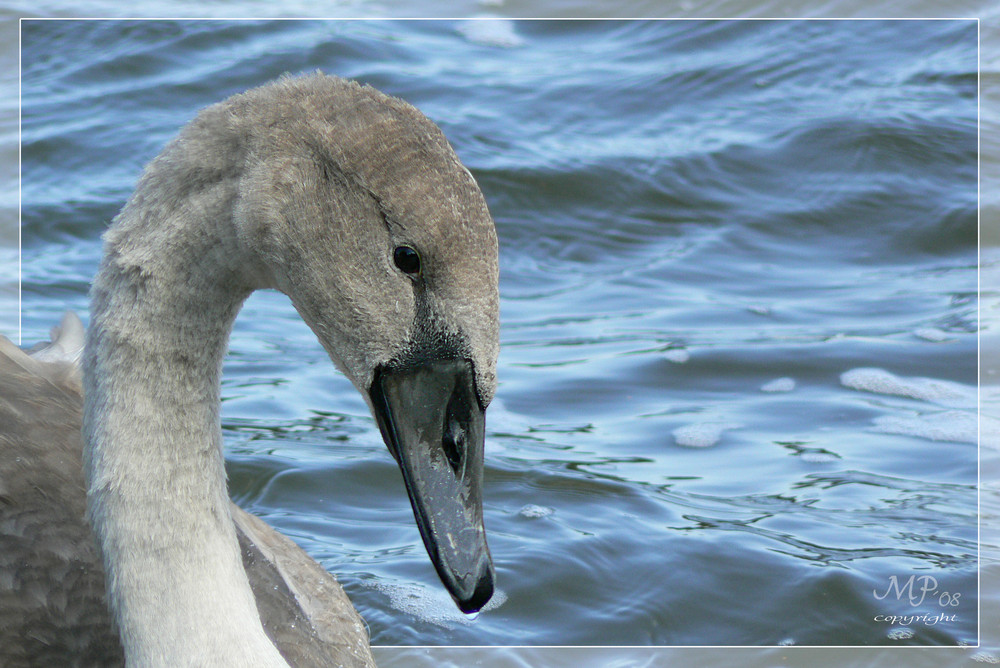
<box><xmin>369</xmin><ymin>357</ymin><xmax>495</xmax><ymax>613</ymax></box>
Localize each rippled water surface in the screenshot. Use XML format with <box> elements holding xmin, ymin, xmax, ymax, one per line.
<box><xmin>17</xmin><ymin>18</ymin><xmax>981</xmax><ymax>649</ymax></box>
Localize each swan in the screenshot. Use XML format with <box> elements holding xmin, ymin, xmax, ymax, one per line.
<box><xmin>0</xmin><ymin>73</ymin><xmax>499</xmax><ymax>667</ymax></box>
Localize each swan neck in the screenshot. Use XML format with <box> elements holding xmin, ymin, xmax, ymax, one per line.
<box><xmin>82</xmin><ymin>195</ymin><xmax>287</xmax><ymax>665</ymax></box>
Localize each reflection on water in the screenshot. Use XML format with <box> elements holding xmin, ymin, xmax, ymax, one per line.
<box><xmin>13</xmin><ymin>14</ymin><xmax>987</xmax><ymax>660</ymax></box>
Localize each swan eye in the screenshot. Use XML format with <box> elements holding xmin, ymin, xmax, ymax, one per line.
<box><xmin>393</xmin><ymin>246</ymin><xmax>421</xmax><ymax>275</ymax></box>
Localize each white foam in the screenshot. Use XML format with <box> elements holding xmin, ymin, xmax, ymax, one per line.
<box><xmin>372</xmin><ymin>579</ymin><xmax>507</xmax><ymax>629</ymax></box>
<box><xmin>840</xmin><ymin>367</ymin><xmax>974</xmax><ymax>408</ymax></box>
<box><xmin>518</xmin><ymin>504</ymin><xmax>554</xmax><ymax>519</ymax></box>
<box><xmin>664</xmin><ymin>348</ymin><xmax>689</xmax><ymax>363</ymax></box>
<box><xmin>971</xmin><ymin>650</ymin><xmax>1000</xmax><ymax>664</ymax></box>
<box><xmin>458</xmin><ymin>19</ymin><xmax>524</xmax><ymax>48</ymax></box>
<box><xmin>672</xmin><ymin>422</ymin><xmax>739</xmax><ymax>448</ymax></box>
<box><xmin>872</xmin><ymin>411</ymin><xmax>975</xmax><ymax>445</ymax></box>
<box><xmin>761</xmin><ymin>377</ymin><xmax>795</xmax><ymax>393</ymax></box>
<box><xmin>914</xmin><ymin>327</ymin><xmax>951</xmax><ymax>342</ymax></box>
<box><xmin>872</xmin><ymin>410</ymin><xmax>1000</xmax><ymax>448</ymax></box>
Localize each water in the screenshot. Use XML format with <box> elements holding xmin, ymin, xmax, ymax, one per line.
<box><xmin>8</xmin><ymin>12</ymin><xmax>998</xmax><ymax>668</ymax></box>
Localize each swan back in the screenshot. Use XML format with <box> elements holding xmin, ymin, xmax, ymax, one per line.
<box><xmin>0</xmin><ymin>325</ymin><xmax>375</xmax><ymax>666</ymax></box>
<box><xmin>0</xmin><ymin>331</ymin><xmax>123</xmax><ymax>667</ymax></box>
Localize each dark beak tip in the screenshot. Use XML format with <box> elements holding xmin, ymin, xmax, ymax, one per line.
<box><xmin>455</xmin><ymin>567</ymin><xmax>495</xmax><ymax>614</ymax></box>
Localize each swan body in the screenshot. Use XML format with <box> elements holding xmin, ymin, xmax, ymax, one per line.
<box><xmin>1</xmin><ymin>74</ymin><xmax>500</xmax><ymax>667</ymax></box>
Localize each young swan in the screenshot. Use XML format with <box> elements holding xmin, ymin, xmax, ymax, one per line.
<box><xmin>82</xmin><ymin>73</ymin><xmax>499</xmax><ymax>666</ymax></box>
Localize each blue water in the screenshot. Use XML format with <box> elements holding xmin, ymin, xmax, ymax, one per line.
<box><xmin>17</xmin><ymin>18</ymin><xmax>981</xmax><ymax>653</ymax></box>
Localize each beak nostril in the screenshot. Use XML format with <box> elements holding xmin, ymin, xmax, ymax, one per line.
<box><xmin>442</xmin><ymin>420</ymin><xmax>465</xmax><ymax>473</ymax></box>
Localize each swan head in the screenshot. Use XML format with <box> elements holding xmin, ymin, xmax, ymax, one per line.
<box><xmin>226</xmin><ymin>75</ymin><xmax>499</xmax><ymax>612</ymax></box>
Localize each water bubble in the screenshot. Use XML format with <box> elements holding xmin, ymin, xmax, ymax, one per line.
<box><xmin>371</xmin><ymin>580</ymin><xmax>507</xmax><ymax>629</ymax></box>
<box><xmin>761</xmin><ymin>377</ymin><xmax>795</xmax><ymax>393</ymax></box>
<box><xmin>519</xmin><ymin>504</ymin><xmax>554</xmax><ymax>519</ymax></box>
<box><xmin>673</xmin><ymin>422</ymin><xmax>740</xmax><ymax>448</ymax></box>
<box><xmin>458</xmin><ymin>20</ymin><xmax>524</xmax><ymax>48</ymax></box>
<box><xmin>664</xmin><ymin>348</ymin><xmax>689</xmax><ymax>363</ymax></box>
<box><xmin>914</xmin><ymin>327</ymin><xmax>952</xmax><ymax>342</ymax></box>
